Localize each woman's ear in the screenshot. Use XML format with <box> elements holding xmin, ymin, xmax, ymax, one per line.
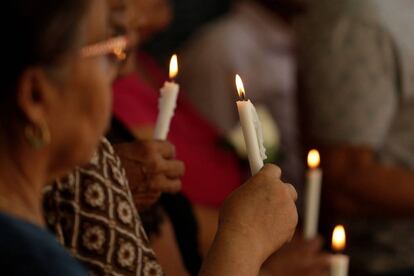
<box><xmin>16</xmin><ymin>67</ymin><xmax>57</xmax><ymax>148</ymax></box>
<box><xmin>16</xmin><ymin>67</ymin><xmax>55</xmax><ymax>126</ymax></box>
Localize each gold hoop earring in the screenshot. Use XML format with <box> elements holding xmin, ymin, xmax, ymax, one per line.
<box><xmin>24</xmin><ymin>122</ymin><xmax>51</xmax><ymax>149</ymax></box>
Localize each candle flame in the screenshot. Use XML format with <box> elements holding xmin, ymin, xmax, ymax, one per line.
<box><xmin>307</xmin><ymin>149</ymin><xmax>320</xmax><ymax>169</ymax></box>
<box><xmin>235</xmin><ymin>74</ymin><xmax>246</xmax><ymax>99</ymax></box>
<box><xmin>169</xmin><ymin>54</ymin><xmax>178</xmax><ymax>80</ymax></box>
<box><xmin>332</xmin><ymin>225</ymin><xmax>346</xmax><ymax>252</ymax></box>
<box><xmin>113</xmin><ymin>48</ymin><xmax>127</xmax><ymax>61</ymax></box>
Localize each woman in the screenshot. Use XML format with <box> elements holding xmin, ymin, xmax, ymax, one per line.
<box><xmin>0</xmin><ymin>0</ymin><xmax>119</xmax><ymax>274</ymax></box>
<box><xmin>43</xmin><ymin>1</ymin><xmax>184</xmax><ymax>274</ymax></box>
<box><xmin>115</xmin><ymin>0</ymin><xmax>242</xmax><ymax>211</ymax></box>
<box><xmin>115</xmin><ymin>1</ymin><xmax>329</xmax><ymax>276</ymax></box>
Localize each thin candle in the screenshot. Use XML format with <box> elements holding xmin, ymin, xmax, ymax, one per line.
<box><xmin>153</xmin><ymin>54</ymin><xmax>180</xmax><ymax>140</ymax></box>
<box><xmin>304</xmin><ymin>149</ymin><xmax>322</xmax><ymax>240</ymax></box>
<box><xmin>235</xmin><ymin>74</ymin><xmax>266</xmax><ymax>175</ymax></box>
<box><xmin>330</xmin><ymin>225</ymin><xmax>349</xmax><ymax>276</ymax></box>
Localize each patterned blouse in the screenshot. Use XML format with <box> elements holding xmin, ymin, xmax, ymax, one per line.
<box><xmin>44</xmin><ymin>138</ymin><xmax>163</xmax><ymax>276</ymax></box>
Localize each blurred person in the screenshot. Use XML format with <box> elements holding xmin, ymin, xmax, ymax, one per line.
<box><xmin>114</xmin><ymin>1</ymin><xmax>203</xmax><ymax>274</ymax></box>
<box><xmin>113</xmin><ymin>0</ymin><xmax>244</xmax><ymax>261</ymax></box>
<box><xmin>145</xmin><ymin>0</ymin><xmax>232</xmax><ymax>64</ymax></box>
<box><xmin>296</xmin><ymin>0</ymin><xmax>414</xmax><ymax>274</ymax></box>
<box><xmin>180</xmin><ymin>0</ymin><xmax>304</xmax><ymax>192</ymax></box>
<box><xmin>114</xmin><ymin>0</ymin><xmax>330</xmax><ymax>275</ymax></box>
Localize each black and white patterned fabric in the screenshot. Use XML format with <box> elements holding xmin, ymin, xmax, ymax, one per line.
<box><xmin>44</xmin><ymin>138</ymin><xmax>163</xmax><ymax>276</ymax></box>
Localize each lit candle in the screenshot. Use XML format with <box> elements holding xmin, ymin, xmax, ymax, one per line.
<box><xmin>153</xmin><ymin>54</ymin><xmax>180</xmax><ymax>140</ymax></box>
<box><xmin>235</xmin><ymin>74</ymin><xmax>266</xmax><ymax>175</ymax></box>
<box><xmin>330</xmin><ymin>225</ymin><xmax>350</xmax><ymax>276</ymax></box>
<box><xmin>304</xmin><ymin>149</ymin><xmax>322</xmax><ymax>240</ymax></box>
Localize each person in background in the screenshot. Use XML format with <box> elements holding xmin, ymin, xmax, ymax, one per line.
<box><xmin>296</xmin><ymin>0</ymin><xmax>414</xmax><ymax>274</ymax></box>
<box><xmin>145</xmin><ymin>0</ymin><xmax>232</xmax><ymax>64</ymax></box>
<box><xmin>113</xmin><ymin>0</ymin><xmax>244</xmax><ymax>262</ymax></box>
<box><xmin>180</xmin><ymin>0</ymin><xmax>304</xmax><ymax>193</ymax></box>
<box><xmin>114</xmin><ymin>0</ymin><xmax>330</xmax><ymax>275</ymax></box>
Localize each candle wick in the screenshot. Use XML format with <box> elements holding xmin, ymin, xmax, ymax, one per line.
<box><xmin>241</xmin><ymin>93</ymin><xmax>246</xmax><ymax>101</ymax></box>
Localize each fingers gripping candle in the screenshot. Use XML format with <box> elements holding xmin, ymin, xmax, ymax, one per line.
<box><xmin>235</xmin><ymin>74</ymin><xmax>267</xmax><ymax>175</ymax></box>
<box><xmin>153</xmin><ymin>54</ymin><xmax>180</xmax><ymax>140</ymax></box>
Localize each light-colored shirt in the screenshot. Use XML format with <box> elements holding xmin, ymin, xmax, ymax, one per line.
<box><xmin>297</xmin><ymin>0</ymin><xmax>414</xmax><ymax>273</ymax></box>
<box><xmin>180</xmin><ymin>1</ymin><xmax>303</xmax><ymax>187</ymax></box>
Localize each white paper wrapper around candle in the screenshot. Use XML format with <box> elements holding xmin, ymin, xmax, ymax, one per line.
<box><xmin>153</xmin><ymin>81</ymin><xmax>179</xmax><ymax>140</ymax></box>
<box><xmin>330</xmin><ymin>254</ymin><xmax>349</xmax><ymax>276</ymax></box>
<box><xmin>236</xmin><ymin>100</ymin><xmax>264</xmax><ymax>175</ymax></box>
<box><xmin>304</xmin><ymin>168</ymin><xmax>322</xmax><ymax>240</ymax></box>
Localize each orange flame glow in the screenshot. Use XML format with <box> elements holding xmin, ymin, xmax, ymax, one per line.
<box><xmin>169</xmin><ymin>54</ymin><xmax>178</xmax><ymax>80</ymax></box>
<box><xmin>307</xmin><ymin>149</ymin><xmax>320</xmax><ymax>169</ymax></box>
<box><xmin>235</xmin><ymin>74</ymin><xmax>246</xmax><ymax>99</ymax></box>
<box><xmin>332</xmin><ymin>225</ymin><xmax>346</xmax><ymax>252</ymax></box>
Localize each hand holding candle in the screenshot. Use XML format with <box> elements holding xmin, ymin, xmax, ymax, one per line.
<box><xmin>304</xmin><ymin>149</ymin><xmax>322</xmax><ymax>240</ymax></box>
<box><xmin>330</xmin><ymin>225</ymin><xmax>349</xmax><ymax>276</ymax></box>
<box><xmin>235</xmin><ymin>74</ymin><xmax>266</xmax><ymax>175</ymax></box>
<box><xmin>153</xmin><ymin>54</ymin><xmax>179</xmax><ymax>140</ymax></box>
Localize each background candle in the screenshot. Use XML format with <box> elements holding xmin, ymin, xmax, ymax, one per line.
<box><xmin>235</xmin><ymin>74</ymin><xmax>266</xmax><ymax>175</ymax></box>
<box><xmin>153</xmin><ymin>54</ymin><xmax>180</xmax><ymax>140</ymax></box>
<box><xmin>304</xmin><ymin>149</ymin><xmax>322</xmax><ymax>240</ymax></box>
<box><xmin>330</xmin><ymin>225</ymin><xmax>350</xmax><ymax>276</ymax></box>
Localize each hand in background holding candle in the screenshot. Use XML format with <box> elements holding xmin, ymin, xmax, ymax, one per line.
<box><xmin>113</xmin><ymin>140</ymin><xmax>185</xmax><ymax>211</ymax></box>
<box><xmin>201</xmin><ymin>164</ymin><xmax>298</xmax><ymax>276</ymax></box>
<box><xmin>260</xmin><ymin>236</ymin><xmax>330</xmax><ymax>276</ymax></box>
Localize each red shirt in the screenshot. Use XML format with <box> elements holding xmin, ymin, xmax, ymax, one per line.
<box><xmin>112</xmin><ymin>53</ymin><xmax>242</xmax><ymax>208</ymax></box>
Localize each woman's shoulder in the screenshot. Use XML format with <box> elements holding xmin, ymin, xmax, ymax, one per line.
<box><xmin>0</xmin><ymin>212</ymin><xmax>88</xmax><ymax>275</ymax></box>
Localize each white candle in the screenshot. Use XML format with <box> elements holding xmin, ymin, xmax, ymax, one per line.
<box><xmin>330</xmin><ymin>225</ymin><xmax>350</xmax><ymax>276</ymax></box>
<box><xmin>304</xmin><ymin>149</ymin><xmax>322</xmax><ymax>240</ymax></box>
<box><xmin>235</xmin><ymin>75</ymin><xmax>266</xmax><ymax>175</ymax></box>
<box><xmin>153</xmin><ymin>54</ymin><xmax>180</xmax><ymax>140</ymax></box>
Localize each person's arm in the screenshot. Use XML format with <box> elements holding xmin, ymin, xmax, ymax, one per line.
<box><xmin>298</xmin><ymin>15</ymin><xmax>414</xmax><ymax>216</ymax></box>
<box><xmin>200</xmin><ymin>165</ymin><xmax>298</xmax><ymax>275</ymax></box>
<box><xmin>321</xmin><ymin>146</ymin><xmax>414</xmax><ymax>216</ymax></box>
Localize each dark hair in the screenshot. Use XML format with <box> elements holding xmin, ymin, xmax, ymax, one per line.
<box><xmin>1</xmin><ymin>0</ymin><xmax>90</xmax><ymax>93</ymax></box>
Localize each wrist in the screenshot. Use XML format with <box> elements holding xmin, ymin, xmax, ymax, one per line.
<box><xmin>219</xmin><ymin>218</ymin><xmax>276</xmax><ymax>263</ymax></box>
<box><xmin>200</xmin><ymin>225</ymin><xmax>265</xmax><ymax>276</ymax></box>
